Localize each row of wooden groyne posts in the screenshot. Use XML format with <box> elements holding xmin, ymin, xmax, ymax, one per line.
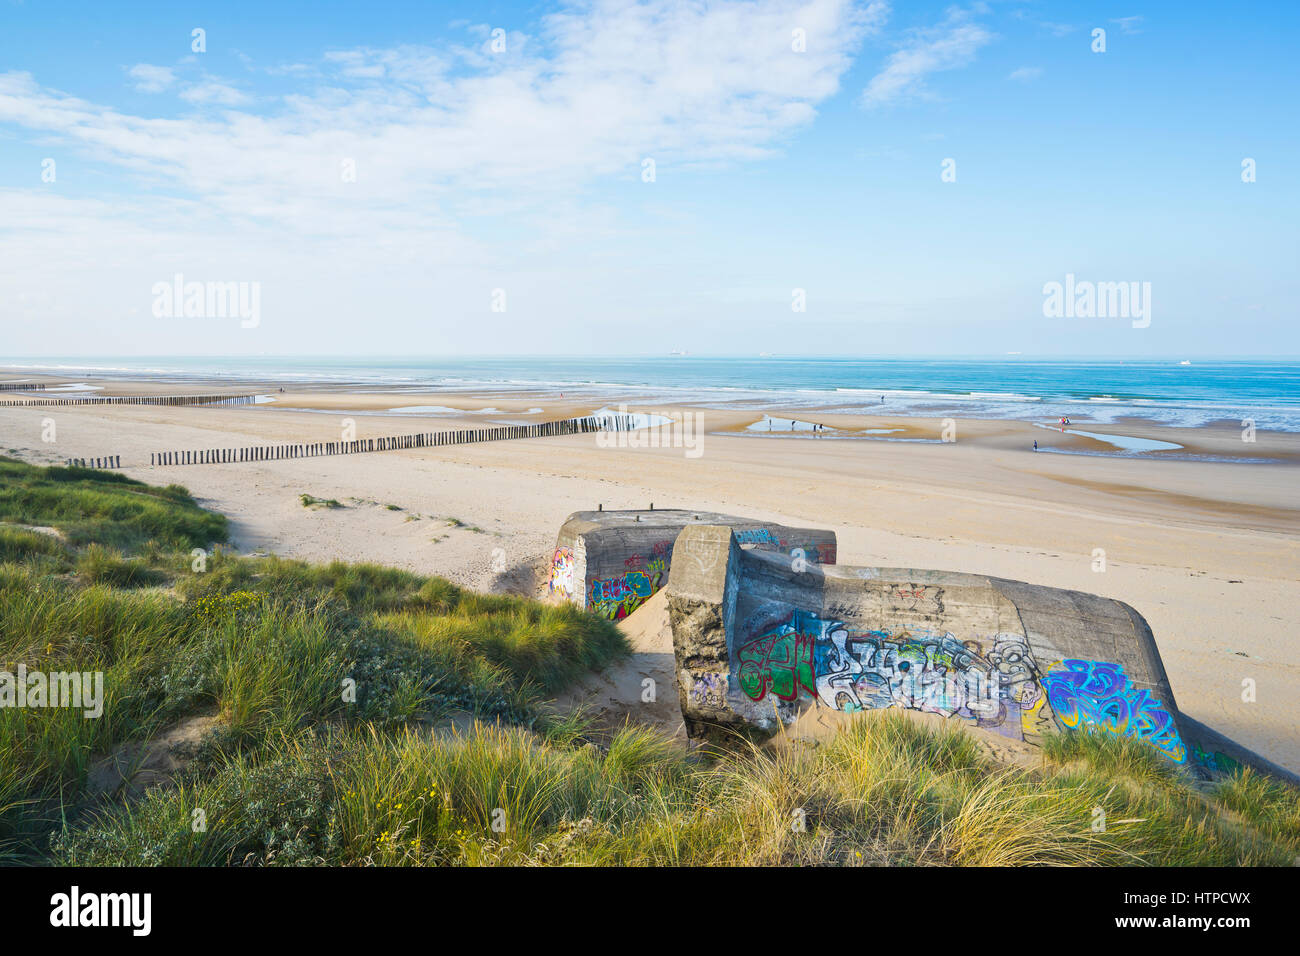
<box><xmin>1</xmin><ymin>393</ymin><xmax>259</xmax><ymax>408</ymax></box>
<box><xmin>149</xmin><ymin>414</ymin><xmax>635</xmax><ymax>466</ymax></box>
<box><xmin>2</xmin><ymin>386</ymin><xmax>642</xmax><ymax>468</ymax></box>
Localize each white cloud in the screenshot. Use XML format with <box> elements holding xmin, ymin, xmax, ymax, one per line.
<box><xmin>0</xmin><ymin>0</ymin><xmax>887</xmax><ymax>353</ymax></box>
<box><xmin>1</xmin><ymin>1</ymin><xmax>883</xmax><ymax>224</ymax></box>
<box><xmin>1111</xmin><ymin>15</ymin><xmax>1145</xmax><ymax>35</ymax></box>
<box><xmin>127</xmin><ymin>63</ymin><xmax>174</xmax><ymax>93</ymax></box>
<box><xmin>1010</xmin><ymin>10</ymin><xmax>1075</xmax><ymax>37</ymax></box>
<box><xmin>179</xmin><ymin>81</ymin><xmax>251</xmax><ymax>106</ymax></box>
<box><xmin>862</xmin><ymin>7</ymin><xmax>993</xmax><ymax>107</ymax></box>
<box><xmin>1007</xmin><ymin>66</ymin><xmax>1042</xmax><ymax>82</ymax></box>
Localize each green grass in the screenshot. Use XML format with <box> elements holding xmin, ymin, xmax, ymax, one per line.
<box><xmin>1214</xmin><ymin>767</ymin><xmax>1300</xmax><ymax>848</ymax></box>
<box><xmin>0</xmin><ymin>526</ymin><xmax>65</xmax><ymax>562</ymax></box>
<box><xmin>444</xmin><ymin>517</ymin><xmax>484</xmax><ymax>532</ymax></box>
<box><xmin>3</xmin><ymin>456</ymin><xmax>1298</xmax><ymax>867</ymax></box>
<box><xmin>45</xmin><ymin>715</ymin><xmax>1300</xmax><ymax>867</ymax></box>
<box><xmin>0</xmin><ymin>457</ymin><xmax>225</xmax><ymax>551</ymax></box>
<box><xmin>299</xmin><ymin>493</ymin><xmax>343</xmax><ymax>509</ymax></box>
<box><xmin>0</xmin><ymin>458</ymin><xmax>629</xmax><ymax>863</ymax></box>
<box><xmin>75</xmin><ymin>543</ymin><xmax>164</xmax><ymax>588</ymax></box>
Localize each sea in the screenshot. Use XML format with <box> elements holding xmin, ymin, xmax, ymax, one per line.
<box><xmin>6</xmin><ymin>357</ymin><xmax>1300</xmax><ymax>433</ymax></box>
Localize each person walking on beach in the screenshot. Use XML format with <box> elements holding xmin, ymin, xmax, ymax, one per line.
<box><xmin>1033</xmin><ymin>440</ymin><xmax>1038</xmax><ymax>452</ymax></box>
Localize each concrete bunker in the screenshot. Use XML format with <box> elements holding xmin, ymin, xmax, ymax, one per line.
<box><xmin>551</xmin><ymin>509</ymin><xmax>836</xmax><ymax>621</ymax></box>
<box><xmin>664</xmin><ymin>524</ymin><xmax>1292</xmax><ymax>781</ymax></box>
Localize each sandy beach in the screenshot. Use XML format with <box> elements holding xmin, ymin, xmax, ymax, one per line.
<box><xmin>2</xmin><ymin>369</ymin><xmax>1297</xmax><ymax>773</ymax></box>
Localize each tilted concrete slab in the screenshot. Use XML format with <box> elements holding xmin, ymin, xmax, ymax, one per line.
<box><xmin>551</xmin><ymin>509</ymin><xmax>836</xmax><ymax>621</ymax></box>
<box><xmin>666</xmin><ymin>524</ymin><xmax>1295</xmax><ymax>782</ymax></box>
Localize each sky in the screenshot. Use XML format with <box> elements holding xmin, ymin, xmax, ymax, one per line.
<box><xmin>0</xmin><ymin>0</ymin><xmax>1297</xmax><ymax>358</ymax></box>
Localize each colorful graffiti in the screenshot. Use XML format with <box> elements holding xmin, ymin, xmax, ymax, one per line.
<box><xmin>1041</xmin><ymin>659</ymin><xmax>1186</xmax><ymax>763</ymax></box>
<box><xmin>736</xmin><ymin>611</ymin><xmax>819</xmax><ymax>702</ymax></box>
<box><xmin>591</xmin><ymin>570</ymin><xmax>652</xmax><ymax>604</ymax></box>
<box><xmin>549</xmin><ymin>548</ymin><xmax>575</xmax><ymax>598</ymax></box>
<box><xmin>588</xmin><ymin>566</ymin><xmax>663</xmax><ymax>620</ymax></box>
<box><xmin>734</xmin><ymin>529</ymin><xmax>834</xmax><ymax>567</ymax></box>
<box><xmin>795</xmin><ymin>543</ymin><xmax>826</xmax><ymax>565</ymax></box>
<box><xmin>1189</xmin><ymin>742</ymin><xmax>1242</xmax><ymax>775</ymax></box>
<box><xmin>807</xmin><ymin>620</ymin><xmax>1050</xmax><ymax>741</ymax></box>
<box><xmin>735</xmin><ymin>528</ymin><xmax>779</xmax><ymax>547</ymax></box>
<box><xmin>729</xmin><ymin>612</ymin><xmax>1196</xmax><ymax>759</ymax></box>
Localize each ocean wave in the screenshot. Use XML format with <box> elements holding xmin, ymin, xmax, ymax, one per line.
<box><xmin>7</xmin><ymin>358</ymin><xmax>1298</xmax><ymax>432</ymax></box>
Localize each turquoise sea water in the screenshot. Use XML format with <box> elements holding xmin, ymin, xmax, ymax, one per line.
<box><xmin>7</xmin><ymin>357</ymin><xmax>1300</xmax><ymax>432</ymax></box>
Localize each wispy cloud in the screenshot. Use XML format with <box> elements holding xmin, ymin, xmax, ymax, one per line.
<box><xmin>862</xmin><ymin>7</ymin><xmax>994</xmax><ymax>107</ymax></box>
<box><xmin>178</xmin><ymin>80</ymin><xmax>251</xmax><ymax>106</ymax></box>
<box><xmin>1007</xmin><ymin>66</ymin><xmax>1042</xmax><ymax>82</ymax></box>
<box><xmin>4</xmin><ymin>1</ymin><xmax>884</xmax><ymax>213</ymax></box>
<box><xmin>126</xmin><ymin>63</ymin><xmax>175</xmax><ymax>93</ymax></box>
<box><xmin>1111</xmin><ymin>15</ymin><xmax>1145</xmax><ymax>35</ymax></box>
<box><xmin>1010</xmin><ymin>10</ymin><xmax>1075</xmax><ymax>37</ymax></box>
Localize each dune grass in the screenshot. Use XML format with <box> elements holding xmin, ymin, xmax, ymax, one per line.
<box><xmin>1212</xmin><ymin>767</ymin><xmax>1300</xmax><ymax>849</ymax></box>
<box><xmin>0</xmin><ymin>526</ymin><xmax>66</xmax><ymax>566</ymax></box>
<box><xmin>299</xmin><ymin>493</ymin><xmax>343</xmax><ymax>509</ymax></box>
<box><xmin>0</xmin><ymin>458</ymin><xmax>628</xmax><ymax>862</ymax></box>
<box><xmin>0</xmin><ymin>457</ymin><xmax>225</xmax><ymax>550</ymax></box>
<box><xmin>2</xmin><ymin>456</ymin><xmax>1297</xmax><ymax>867</ymax></box>
<box><xmin>48</xmin><ymin>714</ymin><xmax>1300</xmax><ymax>867</ymax></box>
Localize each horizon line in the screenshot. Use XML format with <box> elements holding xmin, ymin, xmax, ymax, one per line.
<box><xmin>6</xmin><ymin>354</ymin><xmax>1300</xmax><ymax>362</ymax></box>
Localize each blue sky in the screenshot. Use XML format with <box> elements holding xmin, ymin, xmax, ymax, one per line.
<box><xmin>1</xmin><ymin>0</ymin><xmax>1296</xmax><ymax>357</ymax></box>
